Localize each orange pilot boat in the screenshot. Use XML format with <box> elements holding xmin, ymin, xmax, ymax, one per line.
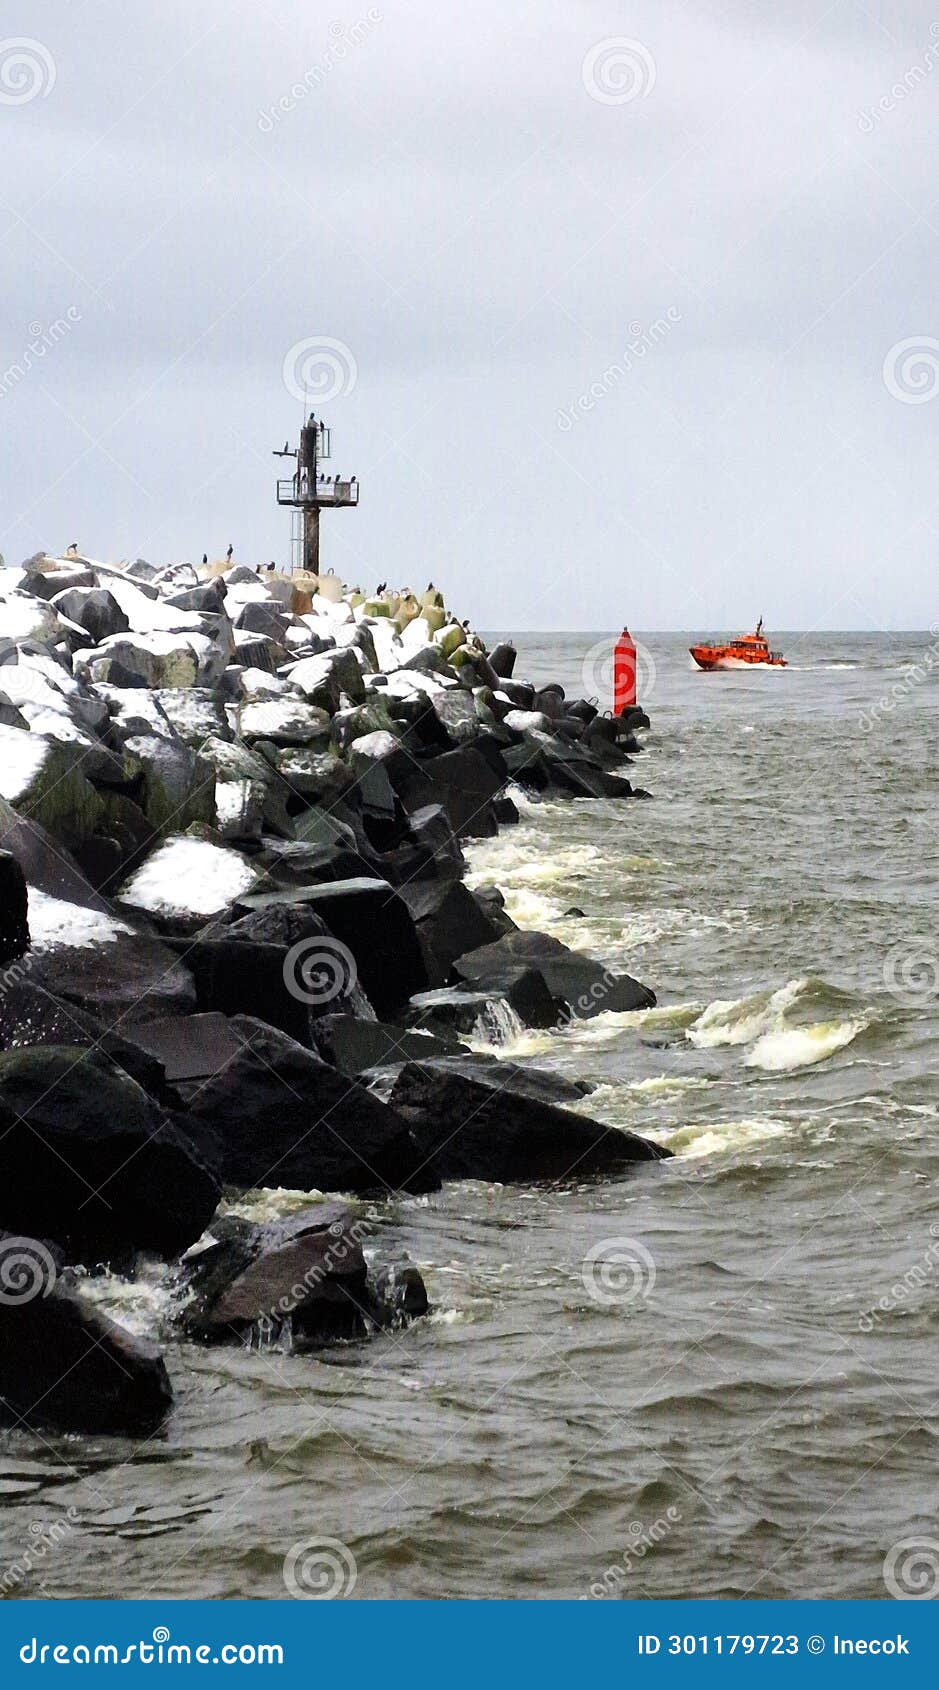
<box><xmin>689</xmin><ymin>618</ymin><xmax>786</xmax><ymax>671</ymax></box>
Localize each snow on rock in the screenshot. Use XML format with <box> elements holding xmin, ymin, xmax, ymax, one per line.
<box><xmin>27</xmin><ymin>889</ymin><xmax>134</xmax><ymax>953</ymax></box>
<box><xmin>235</xmin><ymin>698</ymin><xmax>331</xmax><ymax>746</ymax></box>
<box><xmin>0</xmin><ymin>725</ymin><xmax>103</xmax><ymax>845</ymax></box>
<box><xmin>116</xmin><ymin>835</ymin><xmax>261</xmax><ymax>927</ymax></box>
<box><xmin>0</xmin><ymin>592</ymin><xmax>63</xmax><ymax>646</ymax></box>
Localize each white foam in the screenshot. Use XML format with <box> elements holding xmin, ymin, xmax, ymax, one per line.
<box><xmin>745</xmin><ymin>1018</ymin><xmax>868</xmax><ymax>1072</ymax></box>
<box><xmin>662</xmin><ymin>1116</ymin><xmax>791</xmax><ymax>1159</ymax></box>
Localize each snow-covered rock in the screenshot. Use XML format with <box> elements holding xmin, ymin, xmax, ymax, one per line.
<box><xmin>0</xmin><ymin>726</ymin><xmax>103</xmax><ymax>846</ymax></box>
<box><xmin>122</xmin><ymin>735</ymin><xmax>216</xmax><ymax>834</ymax></box>
<box><xmin>116</xmin><ymin>835</ymin><xmax>261</xmax><ymax>931</ymax></box>
<box><xmin>235</xmin><ymin>699</ymin><xmax>331</xmax><ymax>746</ymax></box>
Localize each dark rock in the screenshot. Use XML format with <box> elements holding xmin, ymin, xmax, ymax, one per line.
<box><xmin>0</xmin><ymin>1046</ymin><xmax>220</xmax><ymax>1263</ymax></box>
<box><xmin>389</xmin><ymin>1060</ymin><xmax>668</xmax><ymax>1183</ymax></box>
<box><xmin>165</xmin><ymin>583</ymin><xmax>227</xmax><ymax>613</ymax></box>
<box><xmin>397</xmin><ymin>745</ymin><xmax>506</xmax><ymax>840</ymax></box>
<box><xmin>396</xmin><ymin>877</ymin><xmax>505</xmax><ymax>986</ymax></box>
<box><xmin>233</xmin><ymin>878</ymin><xmax>427</xmax><ymax>1019</ymax></box>
<box><xmin>178</xmin><ymin>1207</ymin><xmax>428</xmax><ymax>1350</ymax></box>
<box><xmin>0</xmin><ymin>849</ymin><xmax>29</xmax><ymax>965</ymax></box>
<box><xmin>563</xmin><ymin>906</ymin><xmax>586</xmax><ymax>918</ymax></box>
<box><xmin>0</xmin><ymin>979</ymin><xmax>171</xmax><ymax>1099</ymax></box>
<box><xmin>370</xmin><ymin>1260</ymin><xmax>429</xmax><ymax>1329</ymax></box>
<box><xmin>50</xmin><ymin>586</ymin><xmax>129</xmax><ymax>644</ymax></box>
<box><xmin>492</xmin><ymin>793</ymin><xmax>520</xmax><ymax>825</ymax></box>
<box><xmin>184</xmin><ymin>1016</ymin><xmax>438</xmax><ymax>1195</ymax></box>
<box><xmin>0</xmin><ymin>1278</ymin><xmax>172</xmax><ymax>1435</ymax></box>
<box><xmin>452</xmin><ymin>930</ymin><xmax>655</xmax><ymax>1019</ymax></box>
<box><xmin>489</xmin><ymin>641</ymin><xmax>517</xmax><ymax>678</ymax></box>
<box><xmin>311</xmin><ymin>1013</ymin><xmax>463</xmax><ymax>1076</ymax></box>
<box><xmin>416</xmin><ymin>1052</ymin><xmax>591</xmax><ymax>1105</ymax></box>
<box><xmin>470</xmin><ymin>883</ymin><xmax>517</xmax><ymax>936</ymax></box>
<box><xmin>28</xmin><ymin>921</ymin><xmax>197</xmax><ymax>1025</ymax></box>
<box><xmin>121</xmin><ymin>1011</ymin><xmax>245</xmax><ymax>1084</ymax></box>
<box><xmin>178</xmin><ymin>1207</ymin><xmax>371</xmax><ymax>1347</ymax></box>
<box><xmin>617</xmin><ymin>705</ymin><xmax>651</xmax><ymax>731</ymax></box>
<box><xmin>234</xmin><ymin>599</ymin><xmax>288</xmax><ymax>639</ymax></box>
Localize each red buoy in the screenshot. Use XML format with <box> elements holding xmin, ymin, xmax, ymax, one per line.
<box><xmin>614</xmin><ymin>628</ymin><xmax>637</xmax><ymax>713</ymax></box>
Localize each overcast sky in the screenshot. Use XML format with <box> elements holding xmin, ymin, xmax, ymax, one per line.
<box><xmin>2</xmin><ymin>0</ymin><xmax>938</xmax><ymax>628</ymax></box>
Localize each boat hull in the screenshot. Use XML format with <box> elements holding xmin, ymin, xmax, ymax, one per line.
<box><xmin>689</xmin><ymin>642</ymin><xmax>787</xmax><ymax>671</ymax></box>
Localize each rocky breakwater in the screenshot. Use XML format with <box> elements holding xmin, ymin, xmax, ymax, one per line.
<box><xmin>0</xmin><ymin>551</ymin><xmax>666</xmax><ymax>1435</ymax></box>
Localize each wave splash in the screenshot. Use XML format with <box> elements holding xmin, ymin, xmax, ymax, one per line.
<box><xmin>689</xmin><ymin>977</ymin><xmax>871</xmax><ymax>1072</ymax></box>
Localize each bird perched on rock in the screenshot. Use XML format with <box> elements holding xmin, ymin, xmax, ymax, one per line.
<box><xmin>66</xmin><ymin>542</ymin><xmax>79</xmax><ymax>557</ymax></box>
<box><xmin>226</xmin><ymin>544</ymin><xmax>233</xmax><ymax>561</ymax></box>
<box><xmin>202</xmin><ymin>552</ymin><xmax>208</xmax><ymax>566</ymax></box>
<box><xmin>267</xmin><ymin>561</ymin><xmax>276</xmax><ymax>571</ymax></box>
